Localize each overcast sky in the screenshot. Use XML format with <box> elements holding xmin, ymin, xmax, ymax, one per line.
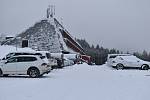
<box><xmin>0</xmin><ymin>0</ymin><xmax>150</xmax><ymax>52</ymax></box>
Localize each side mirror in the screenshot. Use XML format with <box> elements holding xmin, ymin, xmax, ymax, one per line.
<box><xmin>137</xmin><ymin>60</ymin><xmax>140</xmax><ymax>62</ymax></box>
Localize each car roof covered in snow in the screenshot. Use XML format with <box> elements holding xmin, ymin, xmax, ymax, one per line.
<box><xmin>10</xmin><ymin>55</ymin><xmax>40</xmax><ymax>58</ymax></box>
<box><xmin>51</xmin><ymin>53</ymin><xmax>63</xmax><ymax>58</ymax></box>
<box><xmin>0</xmin><ymin>45</ymin><xmax>36</xmax><ymax>59</ymax></box>
<box><xmin>36</xmin><ymin>51</ymin><xmax>50</xmax><ymax>53</ymax></box>
<box><xmin>108</xmin><ymin>54</ymin><xmax>131</xmax><ymax>56</ymax></box>
<box><xmin>117</xmin><ymin>55</ymin><xmax>140</xmax><ymax>61</ymax></box>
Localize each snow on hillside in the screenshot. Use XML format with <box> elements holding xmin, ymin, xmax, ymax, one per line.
<box><xmin>0</xmin><ymin>63</ymin><xmax>150</xmax><ymax>100</ymax></box>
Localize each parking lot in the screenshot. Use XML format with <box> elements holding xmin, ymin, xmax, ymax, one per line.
<box><xmin>0</xmin><ymin>63</ymin><xmax>150</xmax><ymax>100</ymax></box>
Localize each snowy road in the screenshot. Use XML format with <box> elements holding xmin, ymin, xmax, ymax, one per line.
<box><xmin>0</xmin><ymin>63</ymin><xmax>150</xmax><ymax>100</ymax></box>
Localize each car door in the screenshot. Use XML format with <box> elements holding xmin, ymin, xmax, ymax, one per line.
<box><xmin>16</xmin><ymin>57</ymin><xmax>37</xmax><ymax>74</ymax></box>
<box><xmin>2</xmin><ymin>57</ymin><xmax>18</xmax><ymax>74</ymax></box>
<box><xmin>130</xmin><ymin>60</ymin><xmax>141</xmax><ymax>67</ymax></box>
<box><xmin>125</xmin><ymin>58</ymin><xmax>139</xmax><ymax>67</ymax></box>
<box><xmin>16</xmin><ymin>57</ymin><xmax>30</xmax><ymax>74</ymax></box>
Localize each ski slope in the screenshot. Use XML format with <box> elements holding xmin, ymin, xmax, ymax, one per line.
<box><xmin>0</xmin><ymin>63</ymin><xmax>150</xmax><ymax>100</ymax></box>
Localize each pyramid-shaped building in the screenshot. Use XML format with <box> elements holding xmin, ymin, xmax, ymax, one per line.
<box><xmin>5</xmin><ymin>7</ymin><xmax>85</xmax><ymax>55</ymax></box>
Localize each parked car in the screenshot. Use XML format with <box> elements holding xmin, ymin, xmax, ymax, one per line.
<box><xmin>0</xmin><ymin>55</ymin><xmax>51</xmax><ymax>77</ymax></box>
<box><xmin>36</xmin><ymin>51</ymin><xmax>51</xmax><ymax>63</ymax></box>
<box><xmin>49</xmin><ymin>57</ymin><xmax>57</xmax><ymax>68</ymax></box>
<box><xmin>0</xmin><ymin>51</ymin><xmax>58</xmax><ymax>70</ymax></box>
<box><xmin>106</xmin><ymin>54</ymin><xmax>131</xmax><ymax>66</ymax></box>
<box><xmin>64</xmin><ymin>54</ymin><xmax>79</xmax><ymax>63</ymax></box>
<box><xmin>36</xmin><ymin>51</ymin><xmax>57</xmax><ymax>68</ymax></box>
<box><xmin>63</xmin><ymin>58</ymin><xmax>74</xmax><ymax>66</ymax></box>
<box><xmin>51</xmin><ymin>53</ymin><xmax>64</xmax><ymax>68</ymax></box>
<box><xmin>111</xmin><ymin>55</ymin><xmax>150</xmax><ymax>70</ymax></box>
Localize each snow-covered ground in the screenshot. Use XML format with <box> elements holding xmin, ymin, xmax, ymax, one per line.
<box><xmin>0</xmin><ymin>63</ymin><xmax>150</xmax><ymax>100</ymax></box>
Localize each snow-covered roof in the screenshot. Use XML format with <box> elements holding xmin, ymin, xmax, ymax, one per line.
<box><xmin>51</xmin><ymin>53</ymin><xmax>63</xmax><ymax>59</ymax></box>
<box><xmin>36</xmin><ymin>51</ymin><xmax>50</xmax><ymax>53</ymax></box>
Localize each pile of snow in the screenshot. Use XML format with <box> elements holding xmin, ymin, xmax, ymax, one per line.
<box><xmin>0</xmin><ymin>63</ymin><xmax>150</xmax><ymax>100</ymax></box>
<box><xmin>0</xmin><ymin>45</ymin><xmax>35</xmax><ymax>59</ymax></box>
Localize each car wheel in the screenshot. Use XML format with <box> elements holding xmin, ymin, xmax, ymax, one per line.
<box><xmin>116</xmin><ymin>64</ymin><xmax>124</xmax><ymax>70</ymax></box>
<box><xmin>0</xmin><ymin>69</ymin><xmax>3</xmax><ymax>76</ymax></box>
<box><xmin>141</xmin><ymin>65</ymin><xmax>149</xmax><ymax>70</ymax></box>
<box><xmin>28</xmin><ymin>68</ymin><xmax>40</xmax><ymax>78</ymax></box>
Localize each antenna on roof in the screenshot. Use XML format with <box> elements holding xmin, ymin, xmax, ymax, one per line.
<box><xmin>47</xmin><ymin>5</ymin><xmax>55</xmax><ymax>18</ymax></box>
<box><xmin>60</xmin><ymin>17</ymin><xmax>63</xmax><ymax>26</ymax></box>
<box><xmin>54</xmin><ymin>5</ymin><xmax>56</xmax><ymax>16</ymax></box>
